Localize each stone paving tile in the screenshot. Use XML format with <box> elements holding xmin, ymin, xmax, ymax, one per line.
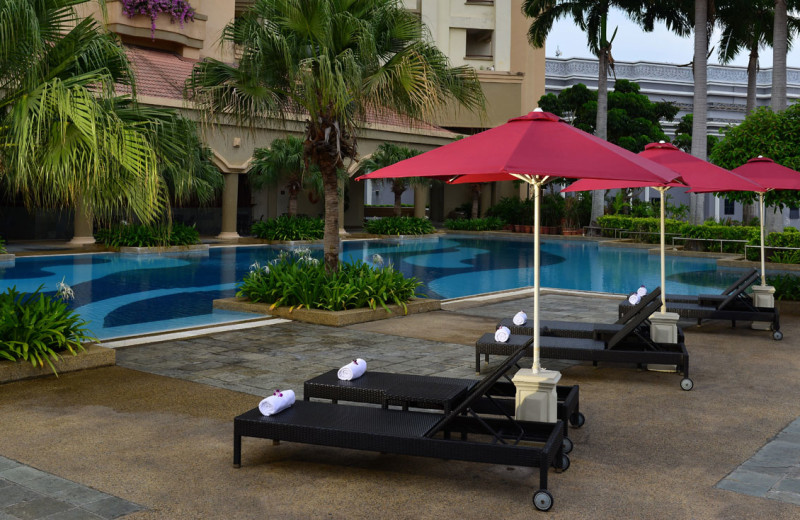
<box><xmin>81</xmin><ymin>496</ymin><xmax>144</xmax><ymax>519</ymax></box>
<box><xmin>5</xmin><ymin>496</ymin><xmax>75</xmax><ymax>519</ymax></box>
<box><xmin>43</xmin><ymin>508</ymin><xmax>105</xmax><ymax>520</ymax></box>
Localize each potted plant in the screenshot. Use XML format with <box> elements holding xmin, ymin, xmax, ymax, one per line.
<box><xmin>540</xmin><ymin>193</ymin><xmax>564</xmax><ymax>234</ymax></box>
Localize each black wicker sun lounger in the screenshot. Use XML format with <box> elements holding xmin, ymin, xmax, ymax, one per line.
<box><xmin>617</xmin><ymin>268</ymin><xmax>781</xmax><ymax>340</ymax></box>
<box><xmin>234</xmin><ymin>345</ymin><xmax>568</xmax><ymax>512</ymax></box>
<box><xmin>499</xmin><ymin>288</ymin><xmax>664</xmax><ymax>340</ymax></box>
<box><xmin>303</xmin><ymin>368</ymin><xmax>584</xmax><ymax>454</ymax></box>
<box><xmin>476</xmin><ymin>295</ymin><xmax>693</xmax><ymax>391</ymax></box>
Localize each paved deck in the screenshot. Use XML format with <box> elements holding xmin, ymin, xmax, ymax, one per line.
<box><xmin>2</xmin><ymin>291</ymin><xmax>800</xmax><ymax>518</ymax></box>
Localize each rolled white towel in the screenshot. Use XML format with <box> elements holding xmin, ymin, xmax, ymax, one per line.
<box><xmin>337</xmin><ymin>358</ymin><xmax>367</xmax><ymax>381</ymax></box>
<box><xmin>258</xmin><ymin>389</ymin><xmax>296</xmax><ymax>416</ymax></box>
<box><xmin>512</xmin><ymin>311</ymin><xmax>528</xmax><ymax>326</ymax></box>
<box><xmin>628</xmin><ymin>293</ymin><xmax>641</xmax><ymax>305</ymax></box>
<box><xmin>494</xmin><ymin>325</ymin><xmax>511</xmax><ymax>343</ymax></box>
<box><xmin>636</xmin><ymin>285</ymin><xmax>647</xmax><ymax>297</ymax></box>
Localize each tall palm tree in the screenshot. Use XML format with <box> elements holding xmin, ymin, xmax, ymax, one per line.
<box><xmin>717</xmin><ymin>1</ymin><xmax>776</xmax><ymax>115</ymax></box>
<box><xmin>523</xmin><ymin>0</ymin><xmax>682</xmax><ymax>224</ymax></box>
<box><xmin>186</xmin><ymin>0</ymin><xmax>485</xmax><ymax>271</ymax></box>
<box><xmin>357</xmin><ymin>143</ymin><xmax>423</xmax><ymax>217</ymax></box>
<box><xmin>773</xmin><ymin>0</ymin><xmax>789</xmax><ymax>111</ymax></box>
<box><xmin>248</xmin><ymin>135</ymin><xmax>321</xmax><ymax>217</ymax></box>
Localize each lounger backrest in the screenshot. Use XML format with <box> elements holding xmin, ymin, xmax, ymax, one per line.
<box><xmin>722</xmin><ymin>268</ymin><xmax>758</xmax><ymax>296</ymax></box>
<box><xmin>716</xmin><ymin>270</ymin><xmax>760</xmax><ymax>310</ymax></box>
<box><xmin>615</xmin><ymin>287</ymin><xmax>662</xmax><ymax>325</ymax></box>
<box><xmin>607</xmin><ymin>293</ymin><xmax>662</xmax><ymax>348</ymax></box>
<box><xmin>425</xmin><ymin>343</ymin><xmax>528</xmax><ymax>437</ymax></box>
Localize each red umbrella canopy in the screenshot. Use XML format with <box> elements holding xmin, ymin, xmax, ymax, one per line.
<box><xmin>732</xmin><ymin>157</ymin><xmax>800</xmax><ymax>191</ymax></box>
<box><xmin>563</xmin><ymin>142</ymin><xmax>762</xmax><ymax>193</ymax></box>
<box><xmin>357</xmin><ymin>110</ymin><xmax>678</xmax><ymax>185</ymax></box>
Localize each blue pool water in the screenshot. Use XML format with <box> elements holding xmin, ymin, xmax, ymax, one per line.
<box><xmin>0</xmin><ymin>236</ymin><xmax>752</xmax><ymax>340</ymax></box>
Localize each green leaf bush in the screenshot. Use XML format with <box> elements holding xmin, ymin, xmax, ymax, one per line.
<box><xmin>444</xmin><ymin>217</ymin><xmax>506</xmax><ymax>231</ymax></box>
<box><xmin>237</xmin><ymin>249</ymin><xmax>423</xmax><ymax>313</ymax></box>
<box><xmin>767</xmin><ymin>273</ymin><xmax>800</xmax><ymax>301</ymax></box>
<box><xmin>251</xmin><ymin>216</ymin><xmax>324</xmax><ymax>241</ymax></box>
<box><xmin>0</xmin><ymin>286</ymin><xmax>95</xmax><ymax>374</ymax></box>
<box><xmin>747</xmin><ymin>228</ymin><xmax>800</xmax><ymax>262</ymax></box>
<box><xmin>597</xmin><ymin>216</ymin><xmax>759</xmax><ymax>252</ymax></box>
<box><xmin>364</xmin><ymin>216</ymin><xmax>435</xmax><ymax>235</ymax></box>
<box><xmin>95</xmin><ymin>222</ymin><xmax>200</xmax><ymax>248</ymax></box>
<box><xmin>0</xmin><ymin>237</ymin><xmax>6</xmax><ymax>254</ymax></box>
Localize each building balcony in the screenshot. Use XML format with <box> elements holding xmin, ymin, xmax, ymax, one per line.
<box><xmin>105</xmin><ymin>0</ymin><xmax>208</xmax><ymax>59</ymax></box>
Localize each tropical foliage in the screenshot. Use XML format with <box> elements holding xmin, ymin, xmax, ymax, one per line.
<box><xmin>186</xmin><ymin>0</ymin><xmax>485</xmax><ymax>272</ymax></box>
<box><xmin>0</xmin><ymin>0</ymin><xmax>220</xmax><ymax>231</ymax></box>
<box><xmin>357</xmin><ymin>143</ymin><xmax>424</xmax><ymax>217</ymax></box>
<box><xmin>0</xmin><ymin>237</ymin><xmax>6</xmax><ymax>254</ymax></box>
<box><xmin>0</xmin><ymin>286</ymin><xmax>95</xmax><ymax>375</ymax></box>
<box><xmin>768</xmin><ymin>272</ymin><xmax>800</xmax><ymax>299</ymax></box>
<box><xmin>251</xmin><ymin>216</ymin><xmax>324</xmax><ymax>241</ymax></box>
<box><xmin>249</xmin><ymin>136</ymin><xmax>322</xmax><ymax>217</ymax></box>
<box><xmin>364</xmin><ymin>216</ymin><xmax>435</xmax><ymax>235</ymax></box>
<box><xmin>237</xmin><ymin>250</ymin><xmax>422</xmax><ymax>312</ymax></box>
<box><xmin>444</xmin><ymin>217</ymin><xmax>506</xmax><ymax>231</ymax></box>
<box><xmin>94</xmin><ymin>222</ymin><xmax>200</xmax><ymax>248</ymax></box>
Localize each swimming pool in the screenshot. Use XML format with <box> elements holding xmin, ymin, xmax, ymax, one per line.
<box><xmin>0</xmin><ymin>235</ymin><xmax>751</xmax><ymax>340</ymax></box>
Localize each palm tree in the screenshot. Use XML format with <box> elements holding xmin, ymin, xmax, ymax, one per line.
<box><xmin>248</xmin><ymin>135</ymin><xmax>321</xmax><ymax>217</ymax></box>
<box><xmin>357</xmin><ymin>143</ymin><xmax>423</xmax><ymax>217</ymax></box>
<box><xmin>773</xmin><ymin>0</ymin><xmax>789</xmax><ymax>111</ymax></box>
<box><xmin>0</xmin><ymin>0</ymin><xmax>220</xmax><ymax>237</ymax></box>
<box><xmin>523</xmin><ymin>0</ymin><xmax>682</xmax><ymax>225</ymax></box>
<box><xmin>186</xmin><ymin>0</ymin><xmax>485</xmax><ymax>271</ymax></box>
<box><xmin>717</xmin><ymin>1</ymin><xmax>777</xmax><ymax>115</ymax></box>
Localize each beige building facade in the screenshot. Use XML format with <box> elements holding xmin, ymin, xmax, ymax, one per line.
<box><xmin>59</xmin><ymin>0</ymin><xmax>546</xmax><ymax>244</ymax></box>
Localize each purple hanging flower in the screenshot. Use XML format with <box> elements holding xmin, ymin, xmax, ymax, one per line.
<box><xmin>120</xmin><ymin>0</ymin><xmax>196</xmax><ymax>40</ymax></box>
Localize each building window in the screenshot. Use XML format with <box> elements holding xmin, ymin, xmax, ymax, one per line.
<box><xmin>790</xmin><ymin>207</ymin><xmax>799</xmax><ymax>219</ymax></box>
<box><xmin>724</xmin><ymin>198</ymin><xmax>735</xmax><ymax>216</ymax></box>
<box><xmin>465</xmin><ymin>29</ymin><xmax>493</xmax><ymax>59</ymax></box>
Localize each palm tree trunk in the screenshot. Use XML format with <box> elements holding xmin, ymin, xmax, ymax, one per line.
<box><xmin>772</xmin><ymin>0</ymin><xmax>788</xmax><ymax>111</ymax></box>
<box><xmin>394</xmin><ymin>191</ymin><xmax>403</xmax><ymax>217</ymax></box>
<box><xmin>322</xmin><ymin>168</ymin><xmax>340</xmax><ymax>272</ymax></box>
<box><xmin>591</xmin><ymin>49</ymin><xmax>609</xmax><ymax>225</ymax></box>
<box><xmin>690</xmin><ymin>0</ymin><xmax>708</xmax><ymax>225</ymax></box>
<box><xmin>746</xmin><ymin>43</ymin><xmax>758</xmax><ymax>115</ymax></box>
<box><xmin>472</xmin><ymin>185</ymin><xmax>481</xmax><ymax>219</ymax></box>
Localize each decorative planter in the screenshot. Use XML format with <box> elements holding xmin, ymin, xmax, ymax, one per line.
<box><xmin>562</xmin><ymin>228</ymin><xmax>582</xmax><ymax>236</ymax></box>
<box><xmin>0</xmin><ymin>344</ymin><xmax>115</xmax><ymax>384</ymax></box>
<box><xmin>212</xmin><ymin>297</ymin><xmax>441</xmax><ymax>327</ymax></box>
<box><xmin>119</xmin><ymin>244</ymin><xmax>210</xmax><ymax>255</ymax></box>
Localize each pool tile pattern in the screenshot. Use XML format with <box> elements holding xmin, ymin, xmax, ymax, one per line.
<box><xmin>0</xmin><ymin>457</ymin><xmax>144</xmax><ymax>519</ymax></box>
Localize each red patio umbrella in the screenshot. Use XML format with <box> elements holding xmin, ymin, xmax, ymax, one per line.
<box><xmin>357</xmin><ymin>110</ymin><xmax>678</xmax><ymax>373</ymax></box>
<box><xmin>732</xmin><ymin>156</ymin><xmax>800</xmax><ymax>285</ymax></box>
<box><xmin>564</xmin><ymin>142</ymin><xmax>762</xmax><ymax>312</ymax></box>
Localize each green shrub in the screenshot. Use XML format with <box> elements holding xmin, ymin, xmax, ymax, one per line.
<box><xmin>486</xmin><ymin>197</ymin><xmax>528</xmax><ymax>226</ymax></box>
<box><xmin>767</xmin><ymin>273</ymin><xmax>800</xmax><ymax>301</ymax></box>
<box><xmin>0</xmin><ymin>286</ymin><xmax>95</xmax><ymax>374</ymax></box>
<box><xmin>237</xmin><ymin>249</ymin><xmax>423</xmax><ymax>313</ymax></box>
<box><xmin>745</xmin><ymin>229</ymin><xmax>800</xmax><ymax>262</ymax></box>
<box><xmin>0</xmin><ymin>237</ymin><xmax>6</xmax><ymax>254</ymax></box>
<box><xmin>251</xmin><ymin>216</ymin><xmax>324</xmax><ymax>241</ymax></box>
<box><xmin>364</xmin><ymin>216</ymin><xmax>435</xmax><ymax>235</ymax></box>
<box><xmin>95</xmin><ymin>222</ymin><xmax>200</xmax><ymax>248</ymax></box>
<box><xmin>444</xmin><ymin>217</ymin><xmax>506</xmax><ymax>231</ymax></box>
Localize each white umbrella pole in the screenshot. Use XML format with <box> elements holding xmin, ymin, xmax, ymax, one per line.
<box><xmin>759</xmin><ymin>192</ymin><xmax>766</xmax><ymax>286</ymax></box>
<box><xmin>532</xmin><ymin>180</ymin><xmax>541</xmax><ymax>373</ymax></box>
<box><xmin>658</xmin><ymin>187</ymin><xmax>668</xmax><ymax>313</ymax></box>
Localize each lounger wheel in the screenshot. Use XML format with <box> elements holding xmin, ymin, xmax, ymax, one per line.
<box><xmin>533</xmin><ymin>490</ymin><xmax>553</xmax><ymax>512</ymax></box>
<box><xmin>562</xmin><ymin>437</ymin><xmax>573</xmax><ymax>454</ymax></box>
<box><xmin>569</xmin><ymin>412</ymin><xmax>586</xmax><ymax>428</ymax></box>
<box><xmin>680</xmin><ymin>378</ymin><xmax>694</xmax><ymax>391</ymax></box>
<box><xmin>773</xmin><ymin>330</ymin><xmax>783</xmax><ymax>341</ymax></box>
<box><xmin>557</xmin><ymin>454</ymin><xmax>570</xmax><ymax>471</ymax></box>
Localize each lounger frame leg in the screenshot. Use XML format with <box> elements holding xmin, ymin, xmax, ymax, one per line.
<box><xmin>233</xmin><ymin>433</ymin><xmax>242</xmax><ymax>468</ymax></box>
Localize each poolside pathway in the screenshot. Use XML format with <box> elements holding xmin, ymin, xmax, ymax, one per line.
<box><xmin>3</xmin><ymin>292</ymin><xmax>800</xmax><ymax>518</ymax></box>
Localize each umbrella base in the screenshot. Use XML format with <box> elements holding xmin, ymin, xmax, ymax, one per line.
<box><xmin>511</xmin><ymin>369</ymin><xmax>561</xmax><ymax>423</ymax></box>
<box><xmin>649</xmin><ymin>311</ymin><xmax>680</xmax><ymax>344</ymax></box>
<box><xmin>751</xmin><ymin>285</ymin><xmax>776</xmax><ymax>330</ymax></box>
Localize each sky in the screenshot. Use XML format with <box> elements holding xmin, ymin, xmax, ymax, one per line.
<box><xmin>545</xmin><ymin>9</ymin><xmax>800</xmax><ymax>69</ymax></box>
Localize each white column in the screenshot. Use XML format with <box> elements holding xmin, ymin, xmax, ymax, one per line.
<box><xmin>68</xmin><ymin>195</ymin><xmax>96</xmax><ymax>246</ymax></box>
